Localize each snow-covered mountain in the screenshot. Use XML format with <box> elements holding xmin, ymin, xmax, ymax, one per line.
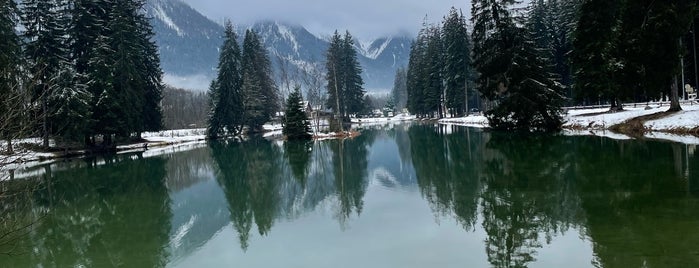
<box><xmin>146</xmin><ymin>0</ymin><xmax>411</xmax><ymax>92</ymax></box>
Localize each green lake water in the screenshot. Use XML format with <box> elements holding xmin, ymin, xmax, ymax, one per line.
<box><xmin>2</xmin><ymin>124</ymin><xmax>699</xmax><ymax>267</ymax></box>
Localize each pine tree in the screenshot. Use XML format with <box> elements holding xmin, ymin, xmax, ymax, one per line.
<box><xmin>443</xmin><ymin>7</ymin><xmax>472</xmax><ymax>117</ymax></box>
<box><xmin>325</xmin><ymin>31</ymin><xmax>344</xmax><ymax>117</ymax></box>
<box><xmin>133</xmin><ymin>0</ymin><xmax>164</xmax><ymax>133</ymax></box>
<box><xmin>423</xmin><ymin>25</ymin><xmax>444</xmax><ymax>118</ymax></box>
<box><xmin>0</xmin><ymin>0</ymin><xmax>23</xmax><ymax>153</ymax></box>
<box><xmin>70</xmin><ymin>0</ymin><xmax>109</xmax><ymax>145</ymax></box>
<box><xmin>341</xmin><ymin>31</ymin><xmax>366</xmax><ymax>116</ymax></box>
<box><xmin>548</xmin><ymin>0</ymin><xmax>579</xmax><ymax>95</ymax></box>
<box><xmin>208</xmin><ymin>21</ymin><xmax>243</xmax><ymax>138</ymax></box>
<box><xmin>49</xmin><ymin>60</ymin><xmax>92</xmax><ymax>142</ymax></box>
<box><xmin>571</xmin><ymin>0</ymin><xmax>624</xmax><ymax>109</ymax></box>
<box><xmin>471</xmin><ymin>0</ymin><xmax>564</xmax><ymax>131</ymax></box>
<box><xmin>325</xmin><ymin>30</ymin><xmax>365</xmax><ymax>119</ymax></box>
<box><xmin>390</xmin><ymin>67</ymin><xmax>408</xmax><ymax>112</ymax></box>
<box><xmin>241</xmin><ymin>29</ymin><xmax>278</xmax><ymax>133</ymax></box>
<box><xmin>406</xmin><ymin>28</ymin><xmax>428</xmax><ymax>117</ymax></box>
<box><xmin>21</xmin><ymin>0</ymin><xmax>72</xmax><ymax>147</ymax></box>
<box><xmin>283</xmin><ymin>86</ymin><xmax>311</xmax><ymax>140</ymax></box>
<box><xmin>617</xmin><ymin>0</ymin><xmax>696</xmax><ymax>111</ymax></box>
<box><xmin>486</xmin><ymin>29</ymin><xmax>565</xmax><ymax>131</ymax></box>
<box><xmin>88</xmin><ymin>33</ymin><xmax>122</xmax><ymax>144</ymax></box>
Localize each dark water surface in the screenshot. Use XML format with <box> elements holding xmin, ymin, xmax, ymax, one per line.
<box><xmin>2</xmin><ymin>124</ymin><xmax>699</xmax><ymax>267</ymax></box>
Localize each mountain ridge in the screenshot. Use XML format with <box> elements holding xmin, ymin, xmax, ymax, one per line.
<box><xmin>146</xmin><ymin>0</ymin><xmax>411</xmax><ymax>92</ymax></box>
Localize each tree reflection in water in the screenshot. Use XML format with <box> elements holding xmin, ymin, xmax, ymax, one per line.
<box><xmin>410</xmin><ymin>124</ymin><xmax>699</xmax><ymax>268</ymax></box>
<box><xmin>211</xmin><ymin>138</ymin><xmax>281</xmax><ymax>251</ymax></box>
<box><xmin>2</xmin><ymin>125</ymin><xmax>699</xmax><ymax>267</ymax></box>
<box><xmin>0</xmin><ymin>154</ymin><xmax>171</xmax><ymax>267</ymax></box>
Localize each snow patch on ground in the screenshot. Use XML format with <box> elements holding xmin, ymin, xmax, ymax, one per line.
<box><xmin>439</xmin><ymin>115</ymin><xmax>489</xmax><ymax>128</ymax></box>
<box><xmin>644</xmin><ymin>103</ymin><xmax>699</xmax><ymax>130</ymax></box>
<box><xmin>440</xmin><ymin>104</ymin><xmax>699</xmax><ymax>144</ymax></box>
<box><xmin>351</xmin><ymin>114</ymin><xmax>416</xmax><ymax>124</ymax></box>
<box><xmin>564</xmin><ymin>105</ymin><xmax>667</xmax><ymax>129</ymax></box>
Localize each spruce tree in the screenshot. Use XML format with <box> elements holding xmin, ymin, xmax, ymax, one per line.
<box><xmin>616</xmin><ymin>0</ymin><xmax>696</xmax><ymax>110</ymax></box>
<box><xmin>48</xmin><ymin>60</ymin><xmax>92</xmax><ymax>142</ymax></box>
<box><xmin>208</xmin><ymin>21</ymin><xmax>243</xmax><ymax>138</ymax></box>
<box><xmin>548</xmin><ymin>0</ymin><xmax>579</xmax><ymax>94</ymax></box>
<box><xmin>88</xmin><ymin>34</ymin><xmax>122</xmax><ymax>144</ymax></box>
<box><xmin>134</xmin><ymin>0</ymin><xmax>164</xmax><ymax>133</ymax></box>
<box><xmin>283</xmin><ymin>86</ymin><xmax>311</xmax><ymax>140</ymax></box>
<box><xmin>21</xmin><ymin>0</ymin><xmax>71</xmax><ymax>147</ymax></box>
<box><xmin>325</xmin><ymin>31</ymin><xmax>344</xmax><ymax>117</ymax></box>
<box><xmin>471</xmin><ymin>0</ymin><xmax>564</xmax><ymax>131</ymax></box>
<box><xmin>325</xmin><ymin>30</ymin><xmax>365</xmax><ymax>119</ymax></box>
<box><xmin>406</xmin><ymin>29</ymin><xmax>428</xmax><ymax>117</ymax></box>
<box><xmin>442</xmin><ymin>7</ymin><xmax>472</xmax><ymax>117</ymax></box>
<box><xmin>341</xmin><ymin>31</ymin><xmax>366</xmax><ymax>116</ymax></box>
<box><xmin>0</xmin><ymin>0</ymin><xmax>23</xmax><ymax>153</ymax></box>
<box><xmin>571</xmin><ymin>0</ymin><xmax>624</xmax><ymax>109</ymax></box>
<box><xmin>423</xmin><ymin>25</ymin><xmax>444</xmax><ymax>118</ymax></box>
<box><xmin>241</xmin><ymin>29</ymin><xmax>278</xmax><ymax>132</ymax></box>
<box><xmin>390</xmin><ymin>67</ymin><xmax>408</xmax><ymax>112</ymax></box>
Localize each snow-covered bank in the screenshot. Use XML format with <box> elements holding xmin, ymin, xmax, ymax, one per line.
<box><xmin>350</xmin><ymin>113</ymin><xmax>417</xmax><ymax>124</ymax></box>
<box><xmin>1</xmin><ymin>128</ymin><xmax>210</xmax><ymax>174</ymax></box>
<box><xmin>438</xmin><ymin>103</ymin><xmax>699</xmax><ymax>144</ymax></box>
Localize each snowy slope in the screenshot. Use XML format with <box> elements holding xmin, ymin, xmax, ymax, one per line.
<box><xmin>146</xmin><ymin>0</ymin><xmax>411</xmax><ymax>91</ymax></box>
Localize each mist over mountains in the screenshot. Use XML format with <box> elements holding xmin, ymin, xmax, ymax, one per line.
<box><xmin>145</xmin><ymin>0</ymin><xmax>411</xmax><ymax>93</ymax></box>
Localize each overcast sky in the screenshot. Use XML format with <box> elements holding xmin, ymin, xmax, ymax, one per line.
<box><xmin>181</xmin><ymin>0</ymin><xmax>471</xmax><ymax>40</ymax></box>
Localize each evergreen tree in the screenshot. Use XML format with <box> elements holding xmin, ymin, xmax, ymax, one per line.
<box><xmin>325</xmin><ymin>31</ymin><xmax>344</xmax><ymax>117</ymax></box>
<box><xmin>616</xmin><ymin>0</ymin><xmax>696</xmax><ymax>111</ymax></box>
<box><xmin>241</xmin><ymin>29</ymin><xmax>278</xmax><ymax>132</ymax></box>
<box><xmin>70</xmin><ymin>0</ymin><xmax>108</xmax><ymax>145</ymax></box>
<box><xmin>48</xmin><ymin>60</ymin><xmax>91</xmax><ymax>142</ymax></box>
<box><xmin>571</xmin><ymin>0</ymin><xmax>624</xmax><ymax>109</ymax></box>
<box><xmin>87</xmin><ymin>33</ymin><xmax>122</xmax><ymax>144</ymax></box>
<box><xmin>486</xmin><ymin>30</ymin><xmax>565</xmax><ymax>131</ymax></box>
<box><xmin>341</xmin><ymin>31</ymin><xmax>366</xmax><ymax>116</ymax></box>
<box><xmin>471</xmin><ymin>0</ymin><xmax>564</xmax><ymax>131</ymax></box>
<box><xmin>21</xmin><ymin>0</ymin><xmax>71</xmax><ymax>147</ymax></box>
<box><xmin>390</xmin><ymin>67</ymin><xmax>408</xmax><ymax>112</ymax></box>
<box><xmin>406</xmin><ymin>29</ymin><xmax>428</xmax><ymax>117</ymax></box>
<box><xmin>548</xmin><ymin>0</ymin><xmax>579</xmax><ymax>96</ymax></box>
<box><xmin>423</xmin><ymin>25</ymin><xmax>444</xmax><ymax>118</ymax></box>
<box><xmin>133</xmin><ymin>0</ymin><xmax>164</xmax><ymax>133</ymax></box>
<box><xmin>208</xmin><ymin>21</ymin><xmax>243</xmax><ymax>138</ymax></box>
<box><xmin>0</xmin><ymin>0</ymin><xmax>23</xmax><ymax>153</ymax></box>
<box><xmin>443</xmin><ymin>7</ymin><xmax>472</xmax><ymax>117</ymax></box>
<box><xmin>325</xmin><ymin>30</ymin><xmax>365</xmax><ymax>119</ymax></box>
<box><xmin>283</xmin><ymin>86</ymin><xmax>311</xmax><ymax>140</ymax></box>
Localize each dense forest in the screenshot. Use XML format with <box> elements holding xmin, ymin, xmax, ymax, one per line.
<box><xmin>401</xmin><ymin>0</ymin><xmax>699</xmax><ymax>132</ymax></box>
<box><xmin>0</xmin><ymin>0</ymin><xmax>164</xmax><ymax>150</ymax></box>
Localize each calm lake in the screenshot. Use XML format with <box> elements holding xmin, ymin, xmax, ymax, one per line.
<box><xmin>2</xmin><ymin>123</ymin><xmax>699</xmax><ymax>267</ymax></box>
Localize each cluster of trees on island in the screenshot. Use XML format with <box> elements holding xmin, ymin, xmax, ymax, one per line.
<box><xmin>207</xmin><ymin>22</ymin><xmax>367</xmax><ymax>139</ymax></box>
<box><xmin>400</xmin><ymin>0</ymin><xmax>699</xmax><ymax>132</ymax></box>
<box><xmin>0</xmin><ymin>0</ymin><xmax>163</xmax><ymax>151</ymax></box>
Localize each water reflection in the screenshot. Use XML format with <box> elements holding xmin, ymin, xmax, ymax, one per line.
<box><xmin>2</xmin><ymin>124</ymin><xmax>699</xmax><ymax>267</ymax></box>
<box><xmin>1</xmin><ymin>154</ymin><xmax>171</xmax><ymax>267</ymax></box>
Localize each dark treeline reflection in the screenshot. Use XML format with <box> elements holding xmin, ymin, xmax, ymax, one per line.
<box><xmin>0</xmin><ymin>154</ymin><xmax>171</xmax><ymax>268</ymax></box>
<box><xmin>209</xmin><ymin>132</ymin><xmax>375</xmax><ymax>249</ymax></box>
<box><xmin>410</xmin><ymin>124</ymin><xmax>699</xmax><ymax>267</ymax></box>
<box><xmin>3</xmin><ymin>125</ymin><xmax>699</xmax><ymax>267</ymax></box>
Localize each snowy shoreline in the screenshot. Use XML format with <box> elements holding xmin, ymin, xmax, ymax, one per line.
<box><xmin>439</xmin><ymin>102</ymin><xmax>699</xmax><ymax>144</ymax></box>
<box><xmin>5</xmin><ymin>104</ymin><xmax>699</xmax><ymax>172</ymax></box>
